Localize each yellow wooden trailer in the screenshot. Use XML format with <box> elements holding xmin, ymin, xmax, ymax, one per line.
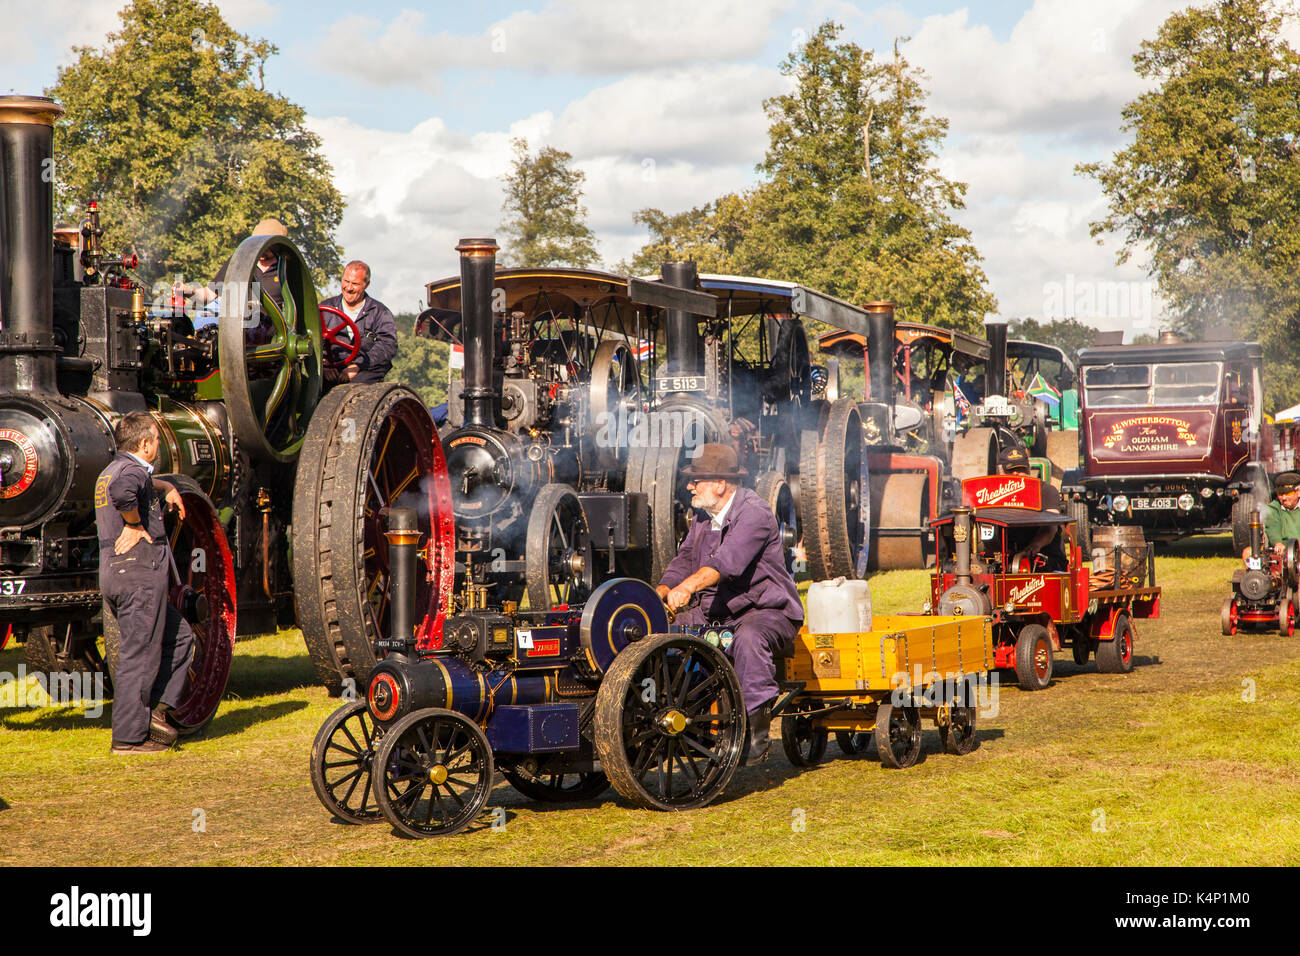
<box><xmin>775</xmin><ymin>614</ymin><xmax>994</xmax><ymax>768</ymax></box>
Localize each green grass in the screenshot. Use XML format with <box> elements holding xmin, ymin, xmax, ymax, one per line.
<box><xmin>2</xmin><ymin>536</ymin><xmax>1299</xmax><ymax>865</ymax></box>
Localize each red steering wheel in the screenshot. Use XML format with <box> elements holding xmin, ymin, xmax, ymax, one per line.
<box><xmin>319</xmin><ymin>304</ymin><xmax>361</xmax><ymax>369</ymax></box>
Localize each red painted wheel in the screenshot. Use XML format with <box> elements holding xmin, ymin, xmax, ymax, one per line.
<box><xmin>319</xmin><ymin>304</ymin><xmax>362</xmax><ymax>368</ymax></box>
<box><xmin>1221</xmin><ymin>597</ymin><xmax>1238</xmax><ymax>636</ymax></box>
<box><xmin>1278</xmin><ymin>593</ymin><xmax>1297</xmax><ymax>636</ymax></box>
<box><xmin>1097</xmin><ymin>612</ymin><xmax>1135</xmax><ymax>674</ymax></box>
<box><xmin>1014</xmin><ymin>623</ymin><xmax>1052</xmax><ymax>690</ymax></box>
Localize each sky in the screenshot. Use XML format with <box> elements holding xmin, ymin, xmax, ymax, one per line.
<box><xmin>5</xmin><ymin>0</ymin><xmax>1300</xmax><ymax>338</ymax></box>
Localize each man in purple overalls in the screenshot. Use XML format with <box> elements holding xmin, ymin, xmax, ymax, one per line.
<box><xmin>656</xmin><ymin>444</ymin><xmax>804</xmax><ymax>764</ymax></box>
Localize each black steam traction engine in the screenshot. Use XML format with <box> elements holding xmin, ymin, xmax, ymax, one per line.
<box><xmin>0</xmin><ymin>94</ymin><xmax>401</xmax><ymax>725</ymax></box>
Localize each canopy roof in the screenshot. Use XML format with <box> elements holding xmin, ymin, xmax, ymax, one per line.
<box><xmin>931</xmin><ymin>508</ymin><xmax>1075</xmax><ymax>529</ymax></box>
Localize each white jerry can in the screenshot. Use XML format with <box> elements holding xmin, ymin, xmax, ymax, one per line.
<box><xmin>805</xmin><ymin>577</ymin><xmax>873</xmax><ymax>634</ymax></box>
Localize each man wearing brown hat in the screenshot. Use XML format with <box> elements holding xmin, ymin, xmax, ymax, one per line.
<box><xmin>1243</xmin><ymin>472</ymin><xmax>1300</xmax><ymax>562</ymax></box>
<box><xmin>997</xmin><ymin>444</ymin><xmax>1066</xmax><ymax>571</ymax></box>
<box><xmin>656</xmin><ymin>443</ymin><xmax>804</xmax><ymax>764</ymax></box>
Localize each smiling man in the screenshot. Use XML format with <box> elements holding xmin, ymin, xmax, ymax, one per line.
<box><xmin>319</xmin><ymin>259</ymin><xmax>398</xmax><ymax>386</ymax></box>
<box><xmin>655</xmin><ymin>443</ymin><xmax>804</xmax><ymax>765</ymax></box>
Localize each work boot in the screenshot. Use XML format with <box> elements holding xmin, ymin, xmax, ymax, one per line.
<box><xmin>111</xmin><ymin>739</ymin><xmax>170</xmax><ymax>755</ymax></box>
<box><xmin>149</xmin><ymin>706</ymin><xmax>179</xmax><ymax>747</ymax></box>
<box><xmin>743</xmin><ymin>701</ymin><xmax>773</xmax><ymax>766</ymax></box>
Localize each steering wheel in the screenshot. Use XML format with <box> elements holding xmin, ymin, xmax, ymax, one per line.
<box><xmin>318</xmin><ymin>304</ymin><xmax>361</xmax><ymax>369</ymax></box>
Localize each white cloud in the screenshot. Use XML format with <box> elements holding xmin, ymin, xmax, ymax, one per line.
<box><xmin>316</xmin><ymin>0</ymin><xmax>793</xmax><ymax>86</ymax></box>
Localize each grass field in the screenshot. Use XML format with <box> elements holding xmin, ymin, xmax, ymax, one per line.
<box><xmin>2</xmin><ymin>535</ymin><xmax>1298</xmax><ymax>866</ymax></box>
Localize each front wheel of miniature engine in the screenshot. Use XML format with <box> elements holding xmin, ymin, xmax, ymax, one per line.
<box><xmin>873</xmin><ymin>703</ymin><xmax>921</xmax><ymax>769</ymax></box>
<box><xmin>310</xmin><ymin>700</ymin><xmax>385</xmax><ymax>823</ymax></box>
<box><xmin>1278</xmin><ymin>592</ymin><xmax>1297</xmax><ymax>637</ymax></box>
<box><xmin>780</xmin><ymin>714</ymin><xmax>828</xmax><ymax>767</ymax></box>
<box><xmin>1096</xmin><ymin>614</ymin><xmax>1135</xmax><ymax>674</ymax></box>
<box><xmin>1014</xmin><ymin>624</ymin><xmax>1053</xmax><ymax>691</ymax></box>
<box><xmin>372</xmin><ymin>708</ymin><xmax>494</xmax><ymax>838</ymax></box>
<box><xmin>1221</xmin><ymin>597</ymin><xmax>1238</xmax><ymax>636</ymax></box>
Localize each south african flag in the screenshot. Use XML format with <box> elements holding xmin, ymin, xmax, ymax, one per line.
<box><xmin>1027</xmin><ymin>372</ymin><xmax>1061</xmax><ymax>407</ymax></box>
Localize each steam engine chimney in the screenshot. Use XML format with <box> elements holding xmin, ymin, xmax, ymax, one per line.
<box><xmin>984</xmin><ymin>315</ymin><xmax>1007</xmax><ymax>399</ymax></box>
<box><xmin>0</xmin><ymin>95</ymin><xmax>64</xmax><ymax>395</ymax></box>
<box><xmin>864</xmin><ymin>301</ymin><xmax>896</xmax><ymax>406</ymax></box>
<box><xmin>661</xmin><ymin>261</ymin><xmax>702</xmax><ymax>375</ymax></box>
<box><xmin>456</xmin><ymin>238</ymin><xmax>499</xmax><ymax>428</ymax></box>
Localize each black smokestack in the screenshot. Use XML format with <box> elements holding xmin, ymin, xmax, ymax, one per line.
<box><xmin>985</xmin><ymin>316</ymin><xmax>1007</xmax><ymax>399</ymax></box>
<box><xmin>864</xmin><ymin>301</ymin><xmax>896</xmax><ymax>405</ymax></box>
<box><xmin>0</xmin><ymin>96</ymin><xmax>63</xmax><ymax>394</ymax></box>
<box><xmin>457</xmin><ymin>237</ymin><xmax>499</xmax><ymax>428</ymax></box>
<box><xmin>661</xmin><ymin>261</ymin><xmax>701</xmax><ymax>375</ymax></box>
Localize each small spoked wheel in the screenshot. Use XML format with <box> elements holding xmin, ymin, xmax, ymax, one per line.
<box><xmin>373</xmin><ymin>708</ymin><xmax>494</xmax><ymax>838</ymax></box>
<box><xmin>938</xmin><ymin>705</ymin><xmax>978</xmax><ymax>756</ymax></box>
<box><xmin>310</xmin><ymin>700</ymin><xmax>385</xmax><ymax>823</ymax></box>
<box><xmin>835</xmin><ymin>730</ymin><xmax>872</xmax><ymax>756</ymax></box>
<box><xmin>1221</xmin><ymin>598</ymin><xmax>1237</xmax><ymax>636</ymax></box>
<box><xmin>780</xmin><ymin>714</ymin><xmax>829</xmax><ymax>767</ymax></box>
<box><xmin>874</xmin><ymin>703</ymin><xmax>922</xmax><ymax>769</ymax></box>
<box><xmin>593</xmin><ymin>634</ymin><xmax>746</xmax><ymax>811</ymax></box>
<box><xmin>501</xmin><ymin>768</ymin><xmax>609</xmax><ymax>803</ymax></box>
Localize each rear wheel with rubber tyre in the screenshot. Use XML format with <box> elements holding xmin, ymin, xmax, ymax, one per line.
<box><xmin>1221</xmin><ymin>597</ymin><xmax>1237</xmax><ymax>636</ymax></box>
<box><xmin>1232</xmin><ymin>492</ymin><xmax>1259</xmax><ymax>556</ymax></box>
<box><xmin>1096</xmin><ymin>613</ymin><xmax>1135</xmax><ymax>674</ymax></box>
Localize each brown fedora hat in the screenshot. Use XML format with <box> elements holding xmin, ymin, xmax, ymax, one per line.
<box><xmin>680</xmin><ymin>443</ymin><xmax>748</xmax><ymax>480</ymax></box>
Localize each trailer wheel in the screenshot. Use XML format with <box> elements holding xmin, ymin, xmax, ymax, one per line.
<box><xmin>1278</xmin><ymin>592</ymin><xmax>1297</xmax><ymax>637</ymax></box>
<box><xmin>874</xmin><ymin>703</ymin><xmax>921</xmax><ymax>769</ymax></box>
<box><xmin>372</xmin><ymin>708</ymin><xmax>494</xmax><ymax>838</ymax></box>
<box><xmin>309</xmin><ymin>700</ymin><xmax>385</xmax><ymax>823</ymax></box>
<box><xmin>835</xmin><ymin>730</ymin><xmax>871</xmax><ymax>755</ymax></box>
<box><xmin>1014</xmin><ymin>623</ymin><xmax>1053</xmax><ymax>690</ymax></box>
<box><xmin>593</xmin><ymin>634</ymin><xmax>745</xmax><ymax>810</ymax></box>
<box><xmin>501</xmin><ymin>768</ymin><xmax>610</xmax><ymax>803</ymax></box>
<box><xmin>780</xmin><ymin>714</ymin><xmax>828</xmax><ymax>766</ymax></box>
<box><xmin>938</xmin><ymin>706</ymin><xmax>978</xmax><ymax>755</ymax></box>
<box><xmin>1096</xmin><ymin>613</ymin><xmax>1135</xmax><ymax>674</ymax></box>
<box><xmin>1221</xmin><ymin>597</ymin><xmax>1238</xmax><ymax>636</ymax></box>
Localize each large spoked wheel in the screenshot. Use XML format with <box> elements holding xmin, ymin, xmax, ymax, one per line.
<box><xmin>594</xmin><ymin>634</ymin><xmax>746</xmax><ymax>811</ymax></box>
<box><xmin>292</xmin><ymin>383</ymin><xmax>454</xmax><ymax>693</ymax></box>
<box><xmin>310</xmin><ymin>700</ymin><xmax>385</xmax><ymax>823</ymax></box>
<box><xmin>938</xmin><ymin>705</ymin><xmax>978</xmax><ymax>756</ymax></box>
<box><xmin>1014</xmin><ymin>623</ymin><xmax>1053</xmax><ymax>691</ymax></box>
<box><xmin>800</xmin><ymin>398</ymin><xmax>867</xmax><ymax>579</ymax></box>
<box><xmin>1096</xmin><ymin>613</ymin><xmax>1136</xmax><ymax>674</ymax></box>
<box><xmin>625</xmin><ymin>404</ymin><xmax>723</xmax><ymax>584</ymax></box>
<box><xmin>318</xmin><ymin>304</ymin><xmax>361</xmax><ymax>368</ymax></box>
<box><xmin>755</xmin><ymin>471</ymin><xmax>800</xmax><ymax>573</ymax></box>
<box><xmin>372</xmin><ymin>708</ymin><xmax>494</xmax><ymax>838</ymax></box>
<box><xmin>874</xmin><ymin>703</ymin><xmax>922</xmax><ymax>769</ymax></box>
<box><xmin>525</xmin><ymin>483</ymin><xmax>594</xmax><ymax>612</ymax></box>
<box><xmin>501</xmin><ymin>768</ymin><xmax>610</xmax><ymax>803</ymax></box>
<box><xmin>587</xmin><ymin>340</ymin><xmax>643</xmax><ymax>470</ymax></box>
<box><xmin>218</xmin><ymin>235</ymin><xmax>323</xmax><ymax>464</ymax></box>
<box><xmin>780</xmin><ymin>713</ymin><xmax>829</xmax><ymax>767</ymax></box>
<box><xmin>105</xmin><ymin>474</ymin><xmax>237</xmax><ymax>735</ymax></box>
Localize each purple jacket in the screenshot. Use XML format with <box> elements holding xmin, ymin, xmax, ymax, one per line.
<box><xmin>661</xmin><ymin>486</ymin><xmax>804</xmax><ymax>624</ymax></box>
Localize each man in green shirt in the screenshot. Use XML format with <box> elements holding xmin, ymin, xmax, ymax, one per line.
<box><xmin>1241</xmin><ymin>471</ymin><xmax>1300</xmax><ymax>562</ymax></box>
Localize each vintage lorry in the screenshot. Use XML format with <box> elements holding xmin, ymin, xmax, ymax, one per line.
<box><xmin>1062</xmin><ymin>339</ymin><xmax>1270</xmax><ymax>554</ymax></box>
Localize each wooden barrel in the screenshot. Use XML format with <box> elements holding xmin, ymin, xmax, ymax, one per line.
<box><xmin>1091</xmin><ymin>525</ymin><xmax>1148</xmax><ymax>588</ymax></box>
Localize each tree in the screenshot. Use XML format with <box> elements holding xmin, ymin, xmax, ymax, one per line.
<box><xmin>49</xmin><ymin>0</ymin><xmax>343</xmax><ymax>290</ymax></box>
<box><xmin>1008</xmin><ymin>317</ymin><xmax>1101</xmax><ymax>364</ymax></box>
<box><xmin>387</xmin><ymin>319</ymin><xmax>450</xmax><ymax>410</ymax></box>
<box><xmin>628</xmin><ymin>23</ymin><xmax>996</xmax><ymax>334</ymax></box>
<box><xmin>622</xmin><ymin>197</ymin><xmax>748</xmax><ymax>276</ymax></box>
<box><xmin>499</xmin><ymin>138</ymin><xmax>599</xmax><ymax>268</ymax></box>
<box><xmin>1078</xmin><ymin>0</ymin><xmax>1300</xmax><ymax>410</ymax></box>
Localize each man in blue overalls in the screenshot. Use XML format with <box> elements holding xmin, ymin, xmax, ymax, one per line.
<box><xmin>94</xmin><ymin>413</ymin><xmax>194</xmax><ymax>754</ymax></box>
<box><xmin>657</xmin><ymin>444</ymin><xmax>804</xmax><ymax>764</ymax></box>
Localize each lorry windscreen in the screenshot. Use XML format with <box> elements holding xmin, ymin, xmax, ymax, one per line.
<box><xmin>1083</xmin><ymin>361</ymin><xmax>1221</xmax><ymax>407</ymax></box>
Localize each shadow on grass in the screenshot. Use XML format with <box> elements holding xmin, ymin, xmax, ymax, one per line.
<box><xmin>1158</xmin><ymin>534</ymin><xmax>1236</xmax><ymax>559</ymax></box>
<box><xmin>0</xmin><ymin>705</ymin><xmax>105</xmax><ymax>732</ymax></box>
<box><xmin>0</xmin><ymin>797</ymin><xmax>9</xmax><ymax>811</ymax></box>
<box><xmin>223</xmin><ymin>654</ymin><xmax>319</xmax><ymax>698</ymax></box>
<box><xmin>197</xmin><ymin>700</ymin><xmax>309</xmax><ymax>739</ymax></box>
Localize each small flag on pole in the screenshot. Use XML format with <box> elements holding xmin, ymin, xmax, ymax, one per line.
<box><xmin>1027</xmin><ymin>371</ymin><xmax>1061</xmax><ymax>407</ymax></box>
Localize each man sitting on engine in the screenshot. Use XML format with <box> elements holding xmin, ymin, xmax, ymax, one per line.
<box><xmin>1241</xmin><ymin>471</ymin><xmax>1300</xmax><ymax>563</ymax></box>
<box><xmin>656</xmin><ymin>444</ymin><xmax>804</xmax><ymax>765</ymax></box>
<box><xmin>997</xmin><ymin>445</ymin><xmax>1067</xmax><ymax>572</ymax></box>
